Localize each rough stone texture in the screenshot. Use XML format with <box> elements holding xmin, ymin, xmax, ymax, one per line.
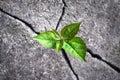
<box><xmin>0</xmin><ymin>13</ymin><xmax>74</xmax><ymax>80</ymax></box>
<box><xmin>0</xmin><ymin>0</ymin><xmax>63</xmax><ymax>32</ymax></box>
<box><xmin>0</xmin><ymin>0</ymin><xmax>120</xmax><ymax>80</ymax></box>
<box><xmin>61</xmin><ymin>0</ymin><xmax>120</xmax><ymax>66</ymax></box>
<box><xmin>60</xmin><ymin>0</ymin><xmax>120</xmax><ymax>80</ymax></box>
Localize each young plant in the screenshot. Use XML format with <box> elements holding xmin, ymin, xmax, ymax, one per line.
<box><xmin>33</xmin><ymin>22</ymin><xmax>87</xmax><ymax>61</ymax></box>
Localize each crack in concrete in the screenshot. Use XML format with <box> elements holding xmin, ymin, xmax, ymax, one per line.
<box><xmin>55</xmin><ymin>0</ymin><xmax>67</xmax><ymax>30</ymax></box>
<box><xmin>0</xmin><ymin>1</ymin><xmax>119</xmax><ymax>80</ymax></box>
<box><xmin>55</xmin><ymin>0</ymin><xmax>120</xmax><ymax>77</ymax></box>
<box><xmin>62</xmin><ymin>49</ymin><xmax>79</xmax><ymax>80</ymax></box>
<box><xmin>55</xmin><ymin>0</ymin><xmax>79</xmax><ymax>80</ymax></box>
<box><xmin>0</xmin><ymin>2</ymin><xmax>79</xmax><ymax>80</ymax></box>
<box><xmin>55</xmin><ymin>0</ymin><xmax>120</xmax><ymax>74</ymax></box>
<box><xmin>87</xmin><ymin>48</ymin><xmax>120</xmax><ymax>73</ymax></box>
<box><xmin>0</xmin><ymin>8</ymin><xmax>40</xmax><ymax>34</ymax></box>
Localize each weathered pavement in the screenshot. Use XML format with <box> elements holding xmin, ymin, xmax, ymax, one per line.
<box><xmin>0</xmin><ymin>0</ymin><xmax>120</xmax><ymax>80</ymax></box>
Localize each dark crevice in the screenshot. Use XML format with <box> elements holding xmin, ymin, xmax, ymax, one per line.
<box><xmin>55</xmin><ymin>0</ymin><xmax>79</xmax><ymax>80</ymax></box>
<box><xmin>62</xmin><ymin>49</ymin><xmax>79</xmax><ymax>80</ymax></box>
<box><xmin>0</xmin><ymin>2</ymin><xmax>79</xmax><ymax>80</ymax></box>
<box><xmin>87</xmin><ymin>48</ymin><xmax>120</xmax><ymax>73</ymax></box>
<box><xmin>1</xmin><ymin>1</ymin><xmax>119</xmax><ymax>80</ymax></box>
<box><xmin>0</xmin><ymin>8</ymin><xmax>40</xmax><ymax>34</ymax></box>
<box><xmin>55</xmin><ymin>0</ymin><xmax>67</xmax><ymax>30</ymax></box>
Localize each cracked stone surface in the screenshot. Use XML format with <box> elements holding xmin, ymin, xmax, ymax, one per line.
<box><xmin>0</xmin><ymin>0</ymin><xmax>63</xmax><ymax>32</ymax></box>
<box><xmin>61</xmin><ymin>0</ymin><xmax>120</xmax><ymax>66</ymax></box>
<box><xmin>60</xmin><ymin>0</ymin><xmax>120</xmax><ymax>80</ymax></box>
<box><xmin>0</xmin><ymin>13</ymin><xmax>74</xmax><ymax>80</ymax></box>
<box><xmin>0</xmin><ymin>0</ymin><xmax>120</xmax><ymax>80</ymax></box>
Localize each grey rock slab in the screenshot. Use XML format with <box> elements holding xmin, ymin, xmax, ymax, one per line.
<box><xmin>0</xmin><ymin>13</ymin><xmax>75</xmax><ymax>80</ymax></box>
<box><xmin>0</xmin><ymin>0</ymin><xmax>120</xmax><ymax>80</ymax></box>
<box><xmin>0</xmin><ymin>0</ymin><xmax>63</xmax><ymax>32</ymax></box>
<box><xmin>66</xmin><ymin>53</ymin><xmax>120</xmax><ymax>80</ymax></box>
<box><xmin>59</xmin><ymin>0</ymin><xmax>120</xmax><ymax>80</ymax></box>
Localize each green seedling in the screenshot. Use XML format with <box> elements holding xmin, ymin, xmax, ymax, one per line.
<box><xmin>33</xmin><ymin>22</ymin><xmax>87</xmax><ymax>61</ymax></box>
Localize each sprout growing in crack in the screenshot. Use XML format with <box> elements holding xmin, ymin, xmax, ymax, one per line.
<box><xmin>33</xmin><ymin>22</ymin><xmax>87</xmax><ymax>61</ymax></box>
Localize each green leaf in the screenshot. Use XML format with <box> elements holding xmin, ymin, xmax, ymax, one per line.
<box><xmin>33</xmin><ymin>30</ymin><xmax>60</xmax><ymax>48</ymax></box>
<box><xmin>56</xmin><ymin>40</ymin><xmax>63</xmax><ymax>53</ymax></box>
<box><xmin>60</xmin><ymin>22</ymin><xmax>81</xmax><ymax>40</ymax></box>
<box><xmin>62</xmin><ymin>37</ymin><xmax>87</xmax><ymax>61</ymax></box>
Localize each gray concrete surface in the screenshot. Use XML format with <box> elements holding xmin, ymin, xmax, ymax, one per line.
<box><xmin>0</xmin><ymin>12</ymin><xmax>75</xmax><ymax>80</ymax></box>
<box><xmin>60</xmin><ymin>0</ymin><xmax>120</xmax><ymax>79</ymax></box>
<box><xmin>0</xmin><ymin>0</ymin><xmax>120</xmax><ymax>80</ymax></box>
